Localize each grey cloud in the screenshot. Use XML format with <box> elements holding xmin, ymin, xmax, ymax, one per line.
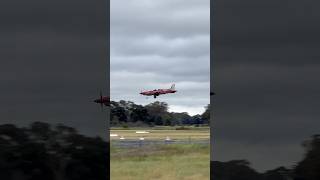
<box><xmin>213</xmin><ymin>0</ymin><xmax>320</xmax><ymax>171</ymax></box>
<box><xmin>111</xmin><ymin>35</ymin><xmax>209</xmax><ymax>57</ymax></box>
<box><xmin>214</xmin><ymin>44</ymin><xmax>320</xmax><ymax>67</ymax></box>
<box><xmin>214</xmin><ymin>0</ymin><xmax>320</xmax><ymax>47</ymax></box>
<box><xmin>111</xmin><ymin>0</ymin><xmax>209</xmax><ymax>38</ymax></box>
<box><xmin>1</xmin><ymin>0</ymin><xmax>106</xmax><ymax>37</ymax></box>
<box><xmin>213</xmin><ymin>140</ymin><xmax>304</xmax><ymax>172</ymax></box>
<box><xmin>0</xmin><ymin>0</ymin><xmax>108</xmax><ymax>138</ymax></box>
<box><xmin>111</xmin><ymin>0</ymin><xmax>210</xmax><ymax>115</ymax></box>
<box><xmin>111</xmin><ymin>55</ymin><xmax>209</xmax><ymax>81</ymax></box>
<box><xmin>111</xmin><ymin>70</ymin><xmax>210</xmax><ymax>114</ymax></box>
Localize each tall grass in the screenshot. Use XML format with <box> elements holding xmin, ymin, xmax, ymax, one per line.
<box><xmin>111</xmin><ymin>144</ymin><xmax>210</xmax><ymax>180</ymax></box>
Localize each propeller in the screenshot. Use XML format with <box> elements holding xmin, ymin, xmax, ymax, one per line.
<box><xmin>100</xmin><ymin>90</ymin><xmax>103</xmax><ymax>112</ymax></box>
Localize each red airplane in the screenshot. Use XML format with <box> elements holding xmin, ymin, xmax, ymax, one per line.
<box><xmin>140</xmin><ymin>84</ymin><xmax>177</xmax><ymax>98</ymax></box>
<box><xmin>94</xmin><ymin>91</ymin><xmax>110</xmax><ymax>109</ymax></box>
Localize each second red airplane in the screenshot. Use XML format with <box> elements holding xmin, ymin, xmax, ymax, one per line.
<box><xmin>140</xmin><ymin>84</ymin><xmax>177</xmax><ymax>98</ymax></box>
<box><xmin>94</xmin><ymin>91</ymin><xmax>110</xmax><ymax>108</ymax></box>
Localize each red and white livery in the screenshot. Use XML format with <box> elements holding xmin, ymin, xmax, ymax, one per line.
<box><xmin>140</xmin><ymin>84</ymin><xmax>177</xmax><ymax>98</ymax></box>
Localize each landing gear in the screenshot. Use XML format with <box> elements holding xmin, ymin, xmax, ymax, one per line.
<box><xmin>154</xmin><ymin>95</ymin><xmax>157</xmax><ymax>98</ymax></box>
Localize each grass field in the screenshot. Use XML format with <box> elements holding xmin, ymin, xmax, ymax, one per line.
<box><xmin>111</xmin><ymin>144</ymin><xmax>210</xmax><ymax>180</ymax></box>
<box><xmin>110</xmin><ymin>127</ymin><xmax>210</xmax><ymax>180</ymax></box>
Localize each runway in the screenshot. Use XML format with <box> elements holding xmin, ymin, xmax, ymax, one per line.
<box><xmin>111</xmin><ymin>139</ymin><xmax>210</xmax><ymax>148</ymax></box>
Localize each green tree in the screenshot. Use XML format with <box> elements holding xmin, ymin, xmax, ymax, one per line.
<box><xmin>294</xmin><ymin>134</ymin><xmax>320</xmax><ymax>180</ymax></box>
<box><xmin>0</xmin><ymin>122</ymin><xmax>109</xmax><ymax>180</ymax></box>
<box><xmin>130</xmin><ymin>105</ymin><xmax>149</xmax><ymax>123</ymax></box>
<box><xmin>145</xmin><ymin>101</ymin><xmax>168</xmax><ymax>116</ymax></box>
<box><xmin>201</xmin><ymin>104</ymin><xmax>210</xmax><ymax>125</ymax></box>
<box><xmin>111</xmin><ymin>106</ymin><xmax>127</xmax><ymax>122</ymax></box>
<box><xmin>263</xmin><ymin>167</ymin><xmax>292</xmax><ymax>180</ymax></box>
<box><xmin>212</xmin><ymin>160</ymin><xmax>262</xmax><ymax>180</ymax></box>
<box><xmin>146</xmin><ymin>101</ymin><xmax>169</xmax><ymax>126</ymax></box>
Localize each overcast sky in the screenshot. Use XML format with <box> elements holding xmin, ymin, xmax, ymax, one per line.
<box><xmin>213</xmin><ymin>0</ymin><xmax>320</xmax><ymax>172</ymax></box>
<box><xmin>2</xmin><ymin>0</ymin><xmax>319</xmax><ymax>174</ymax></box>
<box><xmin>110</xmin><ymin>0</ymin><xmax>210</xmax><ymax>116</ymax></box>
<box><xmin>0</xmin><ymin>0</ymin><xmax>108</xmax><ymax>138</ymax></box>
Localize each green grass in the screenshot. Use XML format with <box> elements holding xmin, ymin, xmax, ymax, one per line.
<box><xmin>111</xmin><ymin>144</ymin><xmax>210</xmax><ymax>180</ymax></box>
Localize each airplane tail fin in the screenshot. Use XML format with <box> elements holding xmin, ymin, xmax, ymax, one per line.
<box><xmin>170</xmin><ymin>83</ymin><xmax>175</xmax><ymax>90</ymax></box>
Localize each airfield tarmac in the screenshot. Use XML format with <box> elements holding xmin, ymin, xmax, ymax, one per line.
<box><xmin>110</xmin><ymin>127</ymin><xmax>209</xmax><ymax>148</ymax></box>
<box><xmin>110</xmin><ymin>127</ymin><xmax>210</xmax><ymax>180</ymax></box>
<box><xmin>110</xmin><ymin>128</ymin><xmax>209</xmax><ymax>139</ymax></box>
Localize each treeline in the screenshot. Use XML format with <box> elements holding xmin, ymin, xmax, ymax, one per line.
<box><xmin>110</xmin><ymin>100</ymin><xmax>210</xmax><ymax>127</ymax></box>
<box><xmin>0</xmin><ymin>122</ymin><xmax>108</xmax><ymax>180</ymax></box>
<box><xmin>0</xmin><ymin>122</ymin><xmax>319</xmax><ymax>179</ymax></box>
<box><xmin>212</xmin><ymin>134</ymin><xmax>320</xmax><ymax>180</ymax></box>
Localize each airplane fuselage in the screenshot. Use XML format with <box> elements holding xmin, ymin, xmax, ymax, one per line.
<box><xmin>94</xmin><ymin>96</ymin><xmax>110</xmax><ymax>106</ymax></box>
<box><xmin>140</xmin><ymin>89</ymin><xmax>176</xmax><ymax>98</ymax></box>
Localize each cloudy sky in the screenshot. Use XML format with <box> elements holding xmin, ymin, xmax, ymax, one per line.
<box><xmin>2</xmin><ymin>0</ymin><xmax>319</xmax><ymax>174</ymax></box>
<box><xmin>110</xmin><ymin>0</ymin><xmax>210</xmax><ymax>116</ymax></box>
<box><xmin>213</xmin><ymin>0</ymin><xmax>320</xmax><ymax>172</ymax></box>
<box><xmin>0</xmin><ymin>0</ymin><xmax>108</xmax><ymax>138</ymax></box>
